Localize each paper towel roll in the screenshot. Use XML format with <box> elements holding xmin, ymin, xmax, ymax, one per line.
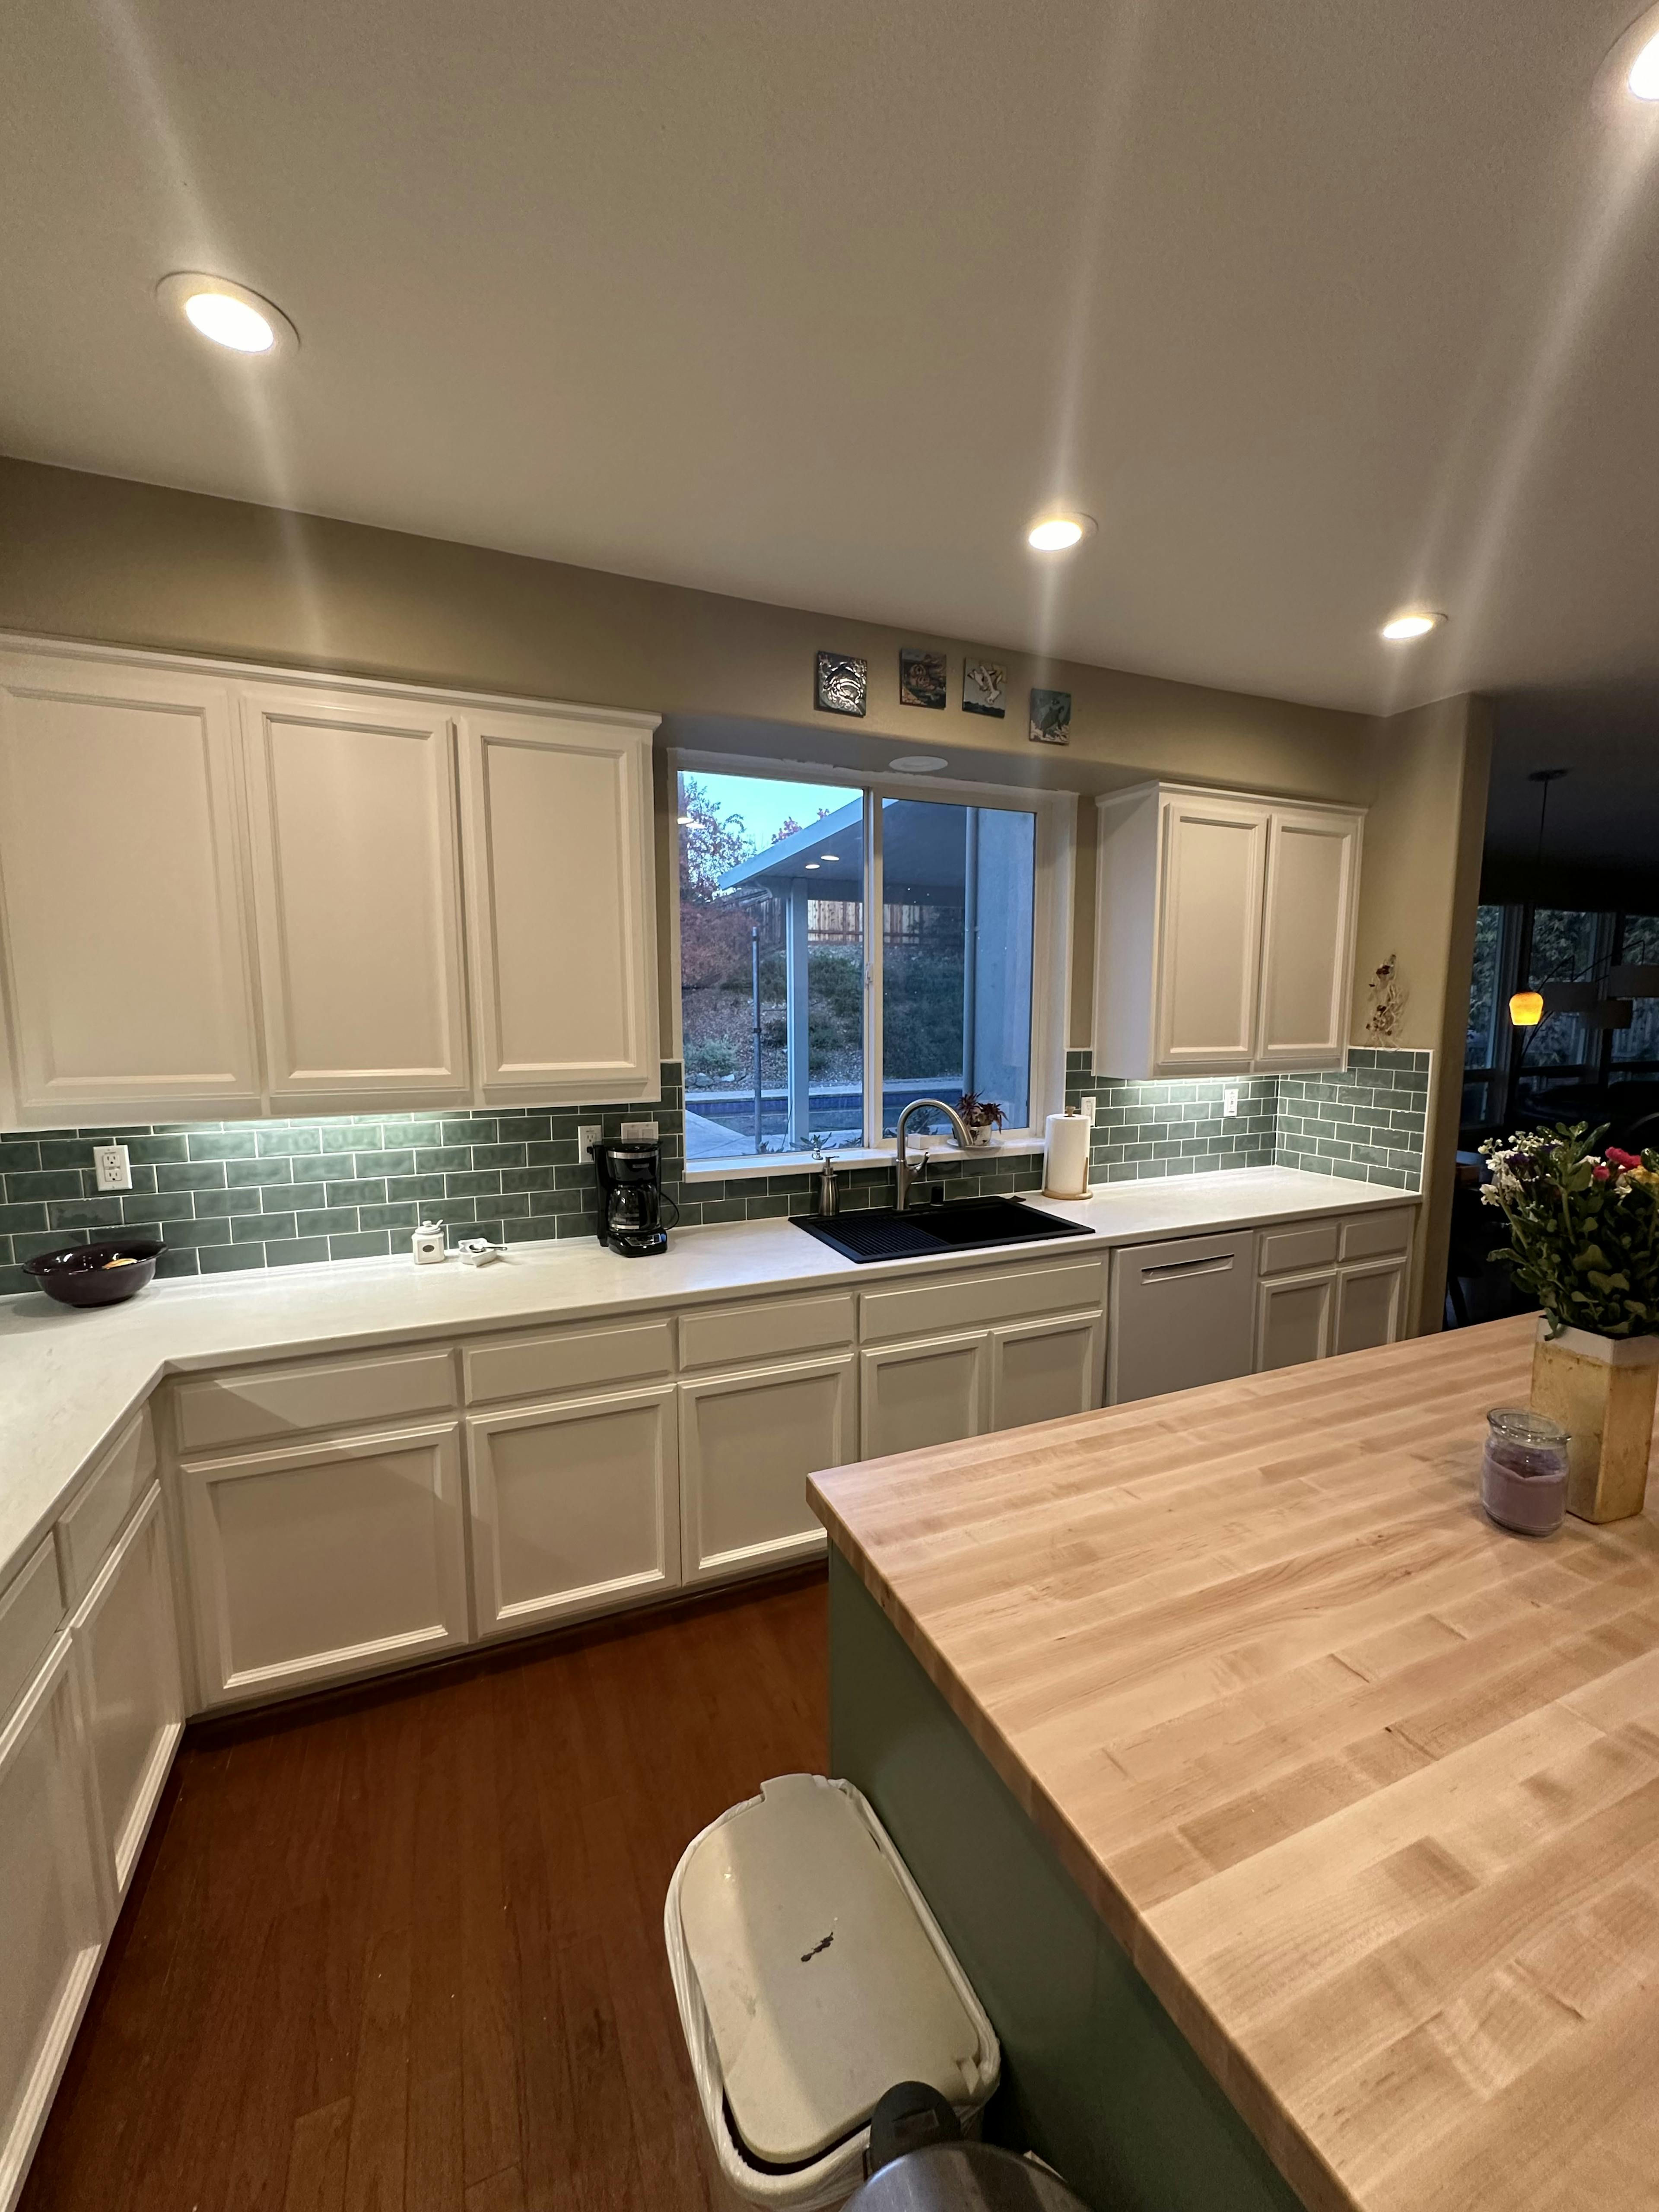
<box><xmin>1043</xmin><ymin>1111</ymin><xmax>1090</xmax><ymax>1198</ymax></box>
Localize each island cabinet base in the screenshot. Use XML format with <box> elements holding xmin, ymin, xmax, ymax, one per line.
<box><xmin>827</xmin><ymin>1551</ymin><xmax>1303</xmax><ymax>2212</ymax></box>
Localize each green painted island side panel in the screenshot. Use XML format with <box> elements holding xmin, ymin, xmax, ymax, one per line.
<box><xmin>828</xmin><ymin>1550</ymin><xmax>1304</xmax><ymax>2212</ymax></box>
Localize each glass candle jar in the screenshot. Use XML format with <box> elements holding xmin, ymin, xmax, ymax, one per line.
<box><xmin>1481</xmin><ymin>1407</ymin><xmax>1570</xmax><ymax>1536</ymax></box>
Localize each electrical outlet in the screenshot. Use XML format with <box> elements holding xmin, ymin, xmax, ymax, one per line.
<box><xmin>1079</xmin><ymin>1093</ymin><xmax>1097</xmax><ymax>1124</ymax></box>
<box><xmin>576</xmin><ymin>1125</ymin><xmax>603</xmax><ymax>1160</ymax></box>
<box><xmin>1222</xmin><ymin>1086</ymin><xmax>1239</xmax><ymax>1119</ymax></box>
<box><xmin>92</xmin><ymin>1142</ymin><xmax>132</xmax><ymax>1192</ymax></box>
<box><xmin>620</xmin><ymin>1119</ymin><xmax>658</xmax><ymax>1141</ymax></box>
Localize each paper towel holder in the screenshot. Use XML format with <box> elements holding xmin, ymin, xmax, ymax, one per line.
<box><xmin>1042</xmin><ymin>1107</ymin><xmax>1092</xmax><ymax>1200</ymax></box>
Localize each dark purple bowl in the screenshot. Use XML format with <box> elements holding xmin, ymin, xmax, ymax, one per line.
<box><xmin>23</xmin><ymin>1237</ymin><xmax>163</xmax><ymax>1308</ymax></box>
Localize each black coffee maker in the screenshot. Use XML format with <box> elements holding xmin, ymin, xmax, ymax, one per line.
<box><xmin>590</xmin><ymin>1139</ymin><xmax>674</xmax><ymax>1258</ymax></box>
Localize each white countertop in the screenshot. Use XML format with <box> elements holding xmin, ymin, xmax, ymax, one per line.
<box><xmin>0</xmin><ymin>1167</ymin><xmax>1414</xmax><ymax>1590</ymax></box>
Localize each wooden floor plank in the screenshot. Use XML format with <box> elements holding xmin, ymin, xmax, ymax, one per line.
<box><xmin>20</xmin><ymin>1570</ymin><xmax>826</xmax><ymax>2212</ymax></box>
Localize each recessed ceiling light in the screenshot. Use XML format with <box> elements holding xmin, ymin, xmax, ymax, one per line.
<box><xmin>1026</xmin><ymin>512</ymin><xmax>1096</xmax><ymax>552</ymax></box>
<box><xmin>805</xmin><ymin>861</ymin><xmax>820</xmax><ymax>870</ymax></box>
<box><xmin>156</xmin><ymin>272</ymin><xmax>298</xmax><ymax>356</ymax></box>
<box><xmin>1380</xmin><ymin>610</ymin><xmax>1446</xmax><ymax>642</ymax></box>
<box><xmin>889</xmin><ymin>755</ymin><xmax>948</xmax><ymax>774</ymax></box>
<box><xmin>1630</xmin><ymin>27</ymin><xmax>1659</xmax><ymax>97</ymax></box>
<box><xmin>677</xmin><ymin>814</ymin><xmax>694</xmax><ymax>825</ymax></box>
<box><xmin>819</xmin><ymin>853</ymin><xmax>839</xmax><ymax>861</ymax></box>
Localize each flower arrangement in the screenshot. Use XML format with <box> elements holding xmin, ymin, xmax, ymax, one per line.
<box><xmin>1480</xmin><ymin>1123</ymin><xmax>1659</xmax><ymax>1339</ymax></box>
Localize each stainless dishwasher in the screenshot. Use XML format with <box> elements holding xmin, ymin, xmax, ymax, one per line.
<box><xmin>1106</xmin><ymin>1231</ymin><xmax>1257</xmax><ymax>1403</ymax></box>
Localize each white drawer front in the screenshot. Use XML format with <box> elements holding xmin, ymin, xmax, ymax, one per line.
<box><xmin>860</xmin><ymin>1258</ymin><xmax>1106</xmax><ymax>1345</ymax></box>
<box><xmin>0</xmin><ymin>1538</ymin><xmax>64</xmax><ymax>1732</ymax></box>
<box><xmin>56</xmin><ymin>1404</ymin><xmax>157</xmax><ymax>1604</ymax></box>
<box><xmin>1258</xmin><ymin>1220</ymin><xmax>1339</xmax><ymax>1278</ymax></box>
<box><xmin>463</xmin><ymin>1319</ymin><xmax>674</xmax><ymax>1405</ymax></box>
<box><xmin>679</xmin><ymin>1293</ymin><xmax>855</xmax><ymax>1373</ymax></box>
<box><xmin>1340</xmin><ymin>1207</ymin><xmax>1414</xmax><ymax>1263</ymax></box>
<box><xmin>175</xmin><ymin>1348</ymin><xmax>458</xmax><ymax>1456</ymax></box>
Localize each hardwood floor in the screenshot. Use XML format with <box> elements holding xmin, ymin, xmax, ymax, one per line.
<box><xmin>23</xmin><ymin>1570</ymin><xmax>826</xmax><ymax>2212</ymax></box>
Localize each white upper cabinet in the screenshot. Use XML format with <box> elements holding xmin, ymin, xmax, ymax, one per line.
<box><xmin>240</xmin><ymin>684</ymin><xmax>470</xmax><ymax>1107</ymax></box>
<box><xmin>1254</xmin><ymin>807</ymin><xmax>1360</xmax><ymax>1071</ymax></box>
<box><xmin>458</xmin><ymin>708</ymin><xmax>660</xmax><ymax>1103</ymax></box>
<box><xmin>0</xmin><ymin>651</ymin><xmax>261</xmax><ymax>1121</ymax></box>
<box><xmin>1094</xmin><ymin>783</ymin><xmax>1363</xmax><ymax>1080</ymax></box>
<box><xmin>1154</xmin><ymin>793</ymin><xmax>1267</xmax><ymax>1075</ymax></box>
<box><xmin>0</xmin><ymin>642</ymin><xmax>663</xmax><ymax>1128</ymax></box>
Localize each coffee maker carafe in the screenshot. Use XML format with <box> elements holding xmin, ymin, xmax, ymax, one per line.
<box><xmin>590</xmin><ymin>1139</ymin><xmax>674</xmax><ymax>1258</ymax></box>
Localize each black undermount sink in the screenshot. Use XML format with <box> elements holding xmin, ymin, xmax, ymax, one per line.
<box><xmin>792</xmin><ymin>1196</ymin><xmax>1093</xmax><ymax>1265</ymax></box>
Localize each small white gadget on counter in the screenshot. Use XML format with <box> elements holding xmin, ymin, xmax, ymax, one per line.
<box><xmin>455</xmin><ymin>1236</ymin><xmax>505</xmax><ymax>1267</ymax></box>
<box><xmin>411</xmin><ymin>1222</ymin><xmax>505</xmax><ymax>1266</ymax></box>
<box><xmin>412</xmin><ymin>1220</ymin><xmax>445</xmax><ymax>1265</ymax></box>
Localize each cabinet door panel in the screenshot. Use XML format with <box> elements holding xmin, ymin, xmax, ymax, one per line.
<box><xmin>679</xmin><ymin>1357</ymin><xmax>851</xmax><ymax>1586</ymax></box>
<box><xmin>1334</xmin><ymin>1260</ymin><xmax>1407</xmax><ymax>1356</ymax></box>
<box><xmin>990</xmin><ymin>1313</ymin><xmax>1103</xmax><ymax>1432</ymax></box>
<box><xmin>1255</xmin><ymin>1271</ymin><xmax>1335</xmax><ymax>1373</ymax></box>
<box><xmin>860</xmin><ymin>1334</ymin><xmax>990</xmax><ymax>1460</ymax></box>
<box><xmin>0</xmin><ymin>654</ymin><xmax>259</xmax><ymax>1118</ymax></box>
<box><xmin>182</xmin><ymin>1422</ymin><xmax>468</xmax><ymax>1707</ymax></box>
<box><xmin>1255</xmin><ymin>809</ymin><xmax>1360</xmax><ymax>1071</ymax></box>
<box><xmin>459</xmin><ymin>712</ymin><xmax>659</xmax><ymax>1102</ymax></box>
<box><xmin>0</xmin><ymin>1637</ymin><xmax>104</xmax><ymax>2212</ymax></box>
<box><xmin>1155</xmin><ymin>798</ymin><xmax>1267</xmax><ymax>1074</ymax></box>
<box><xmin>241</xmin><ymin>686</ymin><xmax>468</xmax><ymax>1103</ymax></box>
<box><xmin>467</xmin><ymin>1386</ymin><xmax>677</xmax><ymax>1635</ymax></box>
<box><xmin>70</xmin><ymin>1485</ymin><xmax>182</xmax><ymax>1901</ymax></box>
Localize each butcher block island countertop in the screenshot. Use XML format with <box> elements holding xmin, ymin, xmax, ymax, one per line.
<box><xmin>808</xmin><ymin>1313</ymin><xmax>1659</xmax><ymax>2212</ymax></box>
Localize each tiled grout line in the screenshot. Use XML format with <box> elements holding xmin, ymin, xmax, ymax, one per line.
<box><xmin>0</xmin><ymin>1050</ymin><xmax>1428</xmax><ymax>1293</ymax></box>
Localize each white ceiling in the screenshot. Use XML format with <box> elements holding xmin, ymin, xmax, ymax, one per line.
<box><xmin>4</xmin><ymin>0</ymin><xmax>1659</xmax><ymax>720</ymax></box>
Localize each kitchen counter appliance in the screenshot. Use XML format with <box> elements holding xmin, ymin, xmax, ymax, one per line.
<box><xmin>591</xmin><ymin>1138</ymin><xmax>676</xmax><ymax>1258</ymax></box>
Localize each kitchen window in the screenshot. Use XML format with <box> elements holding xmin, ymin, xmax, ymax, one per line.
<box><xmin>674</xmin><ymin>762</ymin><xmax>1070</xmax><ymax>1169</ymax></box>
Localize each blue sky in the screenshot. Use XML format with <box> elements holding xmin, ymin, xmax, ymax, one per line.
<box><xmin>679</xmin><ymin>770</ymin><xmax>857</xmax><ymax>854</ymax></box>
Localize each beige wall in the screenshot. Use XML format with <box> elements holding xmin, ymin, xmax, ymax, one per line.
<box><xmin>1350</xmin><ymin>692</ymin><xmax>1494</xmax><ymax>1332</ymax></box>
<box><xmin>0</xmin><ymin>458</ymin><xmax>1490</xmax><ymax>1324</ymax></box>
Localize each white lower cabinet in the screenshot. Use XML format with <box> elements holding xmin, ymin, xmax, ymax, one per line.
<box><xmin>1333</xmin><ymin>1258</ymin><xmax>1408</xmax><ymax>1355</ymax></box>
<box><xmin>861</xmin><ymin>1332</ymin><xmax>992</xmax><ymax>1460</ymax></box>
<box><xmin>467</xmin><ymin>1386</ymin><xmax>679</xmax><ymax>1635</ymax></box>
<box><xmin>0</xmin><ymin>1636</ymin><xmax>105</xmax><ymax>2212</ymax></box>
<box><xmin>678</xmin><ymin>1355</ymin><xmax>852</xmax><ymax>1586</ymax></box>
<box><xmin>180</xmin><ymin>1421</ymin><xmax>469</xmax><ymax>1708</ymax></box>
<box><xmin>70</xmin><ymin>1485</ymin><xmax>183</xmax><ymax>1904</ymax></box>
<box><xmin>1254</xmin><ymin>1206</ymin><xmax>1414</xmax><ymax>1375</ymax></box>
<box><xmin>1255</xmin><ymin>1270</ymin><xmax>1335</xmax><ymax>1372</ymax></box>
<box><xmin>989</xmin><ymin>1312</ymin><xmax>1105</xmax><ymax>1432</ymax></box>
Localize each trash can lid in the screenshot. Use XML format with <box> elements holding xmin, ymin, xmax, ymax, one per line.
<box><xmin>677</xmin><ymin>1775</ymin><xmax>986</xmax><ymax>2168</ymax></box>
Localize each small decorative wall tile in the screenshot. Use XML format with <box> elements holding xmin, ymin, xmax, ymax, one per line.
<box><xmin>962</xmin><ymin>660</ymin><xmax>1006</xmax><ymax>717</ymax></box>
<box><xmin>815</xmin><ymin>651</ymin><xmax>868</xmax><ymax>717</ymax></box>
<box><xmin>899</xmin><ymin>649</ymin><xmax>947</xmax><ymax>709</ymax></box>
<box><xmin>1029</xmin><ymin>688</ymin><xmax>1072</xmax><ymax>745</ymax></box>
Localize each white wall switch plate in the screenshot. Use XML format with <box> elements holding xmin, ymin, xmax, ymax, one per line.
<box><xmin>620</xmin><ymin>1120</ymin><xmax>658</xmax><ymax>1141</ymax></box>
<box><xmin>577</xmin><ymin>1125</ymin><xmax>603</xmax><ymax>1159</ymax></box>
<box><xmin>1080</xmin><ymin>1094</ymin><xmax>1097</xmax><ymax>1123</ymax></box>
<box><xmin>1222</xmin><ymin>1087</ymin><xmax>1239</xmax><ymax>1119</ymax></box>
<box><xmin>92</xmin><ymin>1141</ymin><xmax>132</xmax><ymax>1192</ymax></box>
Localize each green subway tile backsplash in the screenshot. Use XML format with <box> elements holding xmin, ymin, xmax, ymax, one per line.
<box><xmin>0</xmin><ymin>1052</ymin><xmax>1429</xmax><ymax>1297</ymax></box>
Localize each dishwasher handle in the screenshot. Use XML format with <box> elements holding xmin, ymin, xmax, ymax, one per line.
<box><xmin>1137</xmin><ymin>1253</ymin><xmax>1236</xmax><ymax>1283</ymax></box>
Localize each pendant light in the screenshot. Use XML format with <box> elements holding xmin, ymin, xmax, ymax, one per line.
<box><xmin>1509</xmin><ymin>769</ymin><xmax>1565</xmax><ymax>1027</ymax></box>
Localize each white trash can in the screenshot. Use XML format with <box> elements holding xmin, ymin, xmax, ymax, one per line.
<box><xmin>665</xmin><ymin>1773</ymin><xmax>1001</xmax><ymax>2210</ymax></box>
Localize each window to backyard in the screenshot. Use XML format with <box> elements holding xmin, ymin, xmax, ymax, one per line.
<box><xmin>676</xmin><ymin>767</ymin><xmax>1051</xmax><ymax>1163</ymax></box>
<box><xmin>1463</xmin><ymin>901</ymin><xmax>1659</xmax><ymax>1132</ymax></box>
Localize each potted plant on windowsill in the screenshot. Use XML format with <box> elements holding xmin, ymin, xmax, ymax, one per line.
<box><xmin>1481</xmin><ymin>1124</ymin><xmax>1659</xmax><ymax>1522</ymax></box>
<box><xmin>956</xmin><ymin>1094</ymin><xmax>1008</xmax><ymax>1149</ymax></box>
